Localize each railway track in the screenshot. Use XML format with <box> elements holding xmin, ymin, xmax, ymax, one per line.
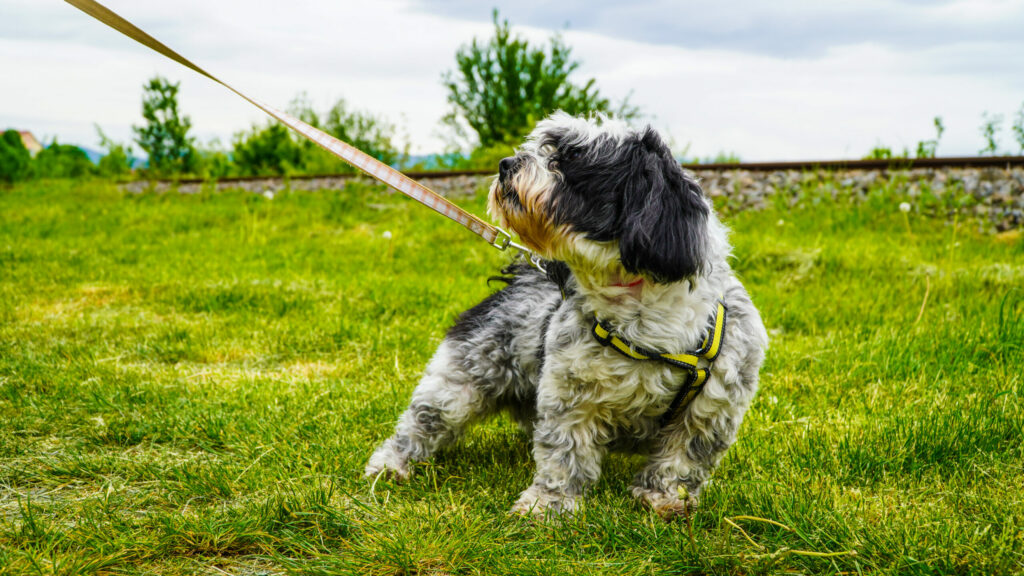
<box><xmin>165</xmin><ymin>155</ymin><xmax>1024</xmax><ymax>186</ymax></box>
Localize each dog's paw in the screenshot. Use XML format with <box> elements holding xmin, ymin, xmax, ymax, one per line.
<box><xmin>632</xmin><ymin>486</ymin><xmax>697</xmax><ymax>521</ymax></box>
<box><xmin>510</xmin><ymin>485</ymin><xmax>577</xmax><ymax>519</ymax></box>
<box><xmin>364</xmin><ymin>446</ymin><xmax>411</xmax><ymax>481</ymax></box>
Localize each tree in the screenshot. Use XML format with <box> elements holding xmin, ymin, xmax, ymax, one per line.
<box><xmin>442</xmin><ymin>10</ymin><xmax>639</xmax><ymax>152</ymax></box>
<box><xmin>0</xmin><ymin>130</ymin><xmax>31</xmax><ymax>184</ymax></box>
<box><xmin>133</xmin><ymin>76</ymin><xmax>197</xmax><ymax>175</ymax></box>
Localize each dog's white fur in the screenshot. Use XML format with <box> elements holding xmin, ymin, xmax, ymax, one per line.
<box><xmin>366</xmin><ymin>112</ymin><xmax>768</xmax><ymax>519</ymax></box>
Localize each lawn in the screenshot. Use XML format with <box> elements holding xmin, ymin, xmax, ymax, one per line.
<box><xmin>0</xmin><ymin>176</ymin><xmax>1022</xmax><ymax>575</ymax></box>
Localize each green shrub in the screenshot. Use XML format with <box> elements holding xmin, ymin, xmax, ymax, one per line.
<box><xmin>231</xmin><ymin>94</ymin><xmax>400</xmax><ymax>177</ymax></box>
<box><xmin>979</xmin><ymin>112</ymin><xmax>1003</xmax><ymax>156</ymax></box>
<box><xmin>32</xmin><ymin>142</ymin><xmax>96</xmax><ymax>179</ymax></box>
<box><xmin>232</xmin><ymin>123</ymin><xmax>304</xmax><ymax>177</ymax></box>
<box><xmin>915</xmin><ymin>116</ymin><xmax>944</xmax><ymax>158</ymax></box>
<box><xmin>195</xmin><ymin>139</ymin><xmax>235</xmax><ymax>180</ymax></box>
<box><xmin>0</xmin><ymin>129</ymin><xmax>31</xmax><ymax>183</ymax></box>
<box><xmin>287</xmin><ymin>94</ymin><xmax>401</xmax><ymax>174</ymax></box>
<box><xmin>96</xmin><ymin>126</ymin><xmax>134</xmax><ymax>178</ymax></box>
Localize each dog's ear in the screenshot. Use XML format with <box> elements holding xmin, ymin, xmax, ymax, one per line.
<box><xmin>619</xmin><ymin>128</ymin><xmax>709</xmax><ymax>284</ymax></box>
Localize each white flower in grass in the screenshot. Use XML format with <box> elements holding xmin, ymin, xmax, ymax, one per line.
<box><xmin>899</xmin><ymin>202</ymin><xmax>911</xmax><ymax>213</ymax></box>
<box><xmin>382</xmin><ymin>230</ymin><xmax>393</xmax><ymax>240</ymax></box>
<box><xmin>263</xmin><ymin>189</ymin><xmax>275</xmax><ymax>200</ymax></box>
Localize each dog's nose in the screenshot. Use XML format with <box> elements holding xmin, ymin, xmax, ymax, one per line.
<box><xmin>499</xmin><ymin>157</ymin><xmax>516</xmax><ymax>179</ymax></box>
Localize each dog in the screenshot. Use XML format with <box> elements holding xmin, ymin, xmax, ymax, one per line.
<box><xmin>365</xmin><ymin>112</ymin><xmax>768</xmax><ymax>519</ymax></box>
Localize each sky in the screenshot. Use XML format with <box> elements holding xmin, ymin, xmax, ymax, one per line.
<box><xmin>2</xmin><ymin>0</ymin><xmax>1023</xmax><ymax>161</ymax></box>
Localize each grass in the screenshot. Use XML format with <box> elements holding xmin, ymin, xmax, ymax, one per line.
<box><xmin>0</xmin><ymin>175</ymin><xmax>1022</xmax><ymax>575</ymax></box>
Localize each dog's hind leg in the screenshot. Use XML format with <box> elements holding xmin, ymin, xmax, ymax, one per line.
<box><xmin>364</xmin><ymin>341</ymin><xmax>497</xmax><ymax>480</ymax></box>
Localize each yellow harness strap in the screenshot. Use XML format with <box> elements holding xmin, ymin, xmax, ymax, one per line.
<box><xmin>592</xmin><ymin>299</ymin><xmax>727</xmax><ymax>426</ymax></box>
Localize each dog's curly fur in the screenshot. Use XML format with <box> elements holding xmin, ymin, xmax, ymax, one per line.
<box><xmin>365</xmin><ymin>112</ymin><xmax>768</xmax><ymax>519</ymax></box>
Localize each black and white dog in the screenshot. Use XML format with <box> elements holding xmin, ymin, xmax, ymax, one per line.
<box><xmin>366</xmin><ymin>112</ymin><xmax>768</xmax><ymax>519</ymax></box>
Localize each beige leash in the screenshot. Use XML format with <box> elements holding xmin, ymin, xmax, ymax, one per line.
<box><xmin>65</xmin><ymin>0</ymin><xmax>530</xmax><ymax>255</ymax></box>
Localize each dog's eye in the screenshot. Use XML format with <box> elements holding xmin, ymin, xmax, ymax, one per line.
<box><xmin>561</xmin><ymin>148</ymin><xmax>582</xmax><ymax>162</ymax></box>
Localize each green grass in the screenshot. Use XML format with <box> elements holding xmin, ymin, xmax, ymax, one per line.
<box><xmin>0</xmin><ymin>176</ymin><xmax>1022</xmax><ymax>575</ymax></box>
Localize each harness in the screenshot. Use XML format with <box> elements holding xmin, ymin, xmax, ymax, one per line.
<box><xmin>591</xmin><ymin>299</ymin><xmax>727</xmax><ymax>426</ymax></box>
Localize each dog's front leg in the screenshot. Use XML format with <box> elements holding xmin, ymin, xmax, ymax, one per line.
<box><xmin>511</xmin><ymin>383</ymin><xmax>607</xmax><ymax>517</ymax></box>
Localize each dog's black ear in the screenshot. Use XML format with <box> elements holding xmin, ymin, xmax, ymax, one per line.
<box><xmin>619</xmin><ymin>128</ymin><xmax>709</xmax><ymax>284</ymax></box>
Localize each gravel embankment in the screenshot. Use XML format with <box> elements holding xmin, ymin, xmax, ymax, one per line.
<box><xmin>128</xmin><ymin>166</ymin><xmax>1024</xmax><ymax>230</ymax></box>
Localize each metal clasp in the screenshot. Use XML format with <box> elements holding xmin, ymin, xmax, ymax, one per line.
<box><xmin>491</xmin><ymin>227</ymin><xmax>546</xmax><ymax>273</ymax></box>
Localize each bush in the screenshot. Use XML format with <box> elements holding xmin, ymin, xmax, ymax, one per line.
<box><xmin>291</xmin><ymin>94</ymin><xmax>401</xmax><ymax>174</ymax></box>
<box><xmin>231</xmin><ymin>94</ymin><xmax>400</xmax><ymax>176</ymax></box>
<box><xmin>195</xmin><ymin>139</ymin><xmax>235</xmax><ymax>180</ymax></box>
<box><xmin>0</xmin><ymin>130</ymin><xmax>31</xmax><ymax>184</ymax></box>
<box><xmin>32</xmin><ymin>143</ymin><xmax>96</xmax><ymax>179</ymax></box>
<box><xmin>914</xmin><ymin>117</ymin><xmax>944</xmax><ymax>159</ymax></box>
<box><xmin>232</xmin><ymin>123</ymin><xmax>304</xmax><ymax>177</ymax></box>
<box><xmin>96</xmin><ymin>126</ymin><xmax>134</xmax><ymax>178</ymax></box>
<box><xmin>979</xmin><ymin>112</ymin><xmax>1003</xmax><ymax>156</ymax></box>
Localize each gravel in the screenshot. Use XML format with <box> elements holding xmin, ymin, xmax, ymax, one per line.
<box><xmin>125</xmin><ymin>166</ymin><xmax>1024</xmax><ymax>231</ymax></box>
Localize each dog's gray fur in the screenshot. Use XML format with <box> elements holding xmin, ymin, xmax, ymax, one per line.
<box><xmin>365</xmin><ymin>112</ymin><xmax>768</xmax><ymax>519</ymax></box>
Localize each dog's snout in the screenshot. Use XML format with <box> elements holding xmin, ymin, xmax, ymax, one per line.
<box><xmin>499</xmin><ymin>157</ymin><xmax>516</xmax><ymax>179</ymax></box>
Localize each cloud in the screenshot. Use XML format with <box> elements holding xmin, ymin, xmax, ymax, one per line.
<box><xmin>1</xmin><ymin>0</ymin><xmax>493</xmax><ymax>154</ymax></box>
<box><xmin>2</xmin><ymin>0</ymin><xmax>1022</xmax><ymax>160</ymax></box>
<box><xmin>409</xmin><ymin>0</ymin><xmax>1024</xmax><ymax>58</ymax></box>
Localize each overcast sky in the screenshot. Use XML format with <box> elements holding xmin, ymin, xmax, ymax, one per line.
<box><xmin>2</xmin><ymin>0</ymin><xmax>1023</xmax><ymax>161</ymax></box>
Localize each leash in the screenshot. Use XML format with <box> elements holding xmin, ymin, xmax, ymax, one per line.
<box><xmin>64</xmin><ymin>0</ymin><xmax>534</xmax><ymax>259</ymax></box>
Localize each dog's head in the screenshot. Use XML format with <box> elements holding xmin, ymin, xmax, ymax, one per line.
<box><xmin>488</xmin><ymin>112</ymin><xmax>710</xmax><ymax>284</ymax></box>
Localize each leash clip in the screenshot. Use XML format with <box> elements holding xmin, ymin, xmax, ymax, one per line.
<box><xmin>492</xmin><ymin>227</ymin><xmax>546</xmax><ymax>273</ymax></box>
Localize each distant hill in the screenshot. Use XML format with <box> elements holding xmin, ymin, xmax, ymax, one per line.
<box><xmin>81</xmin><ymin>146</ymin><xmax>103</xmax><ymax>164</ymax></box>
<box><xmin>399</xmin><ymin>153</ymin><xmax>465</xmax><ymax>171</ymax></box>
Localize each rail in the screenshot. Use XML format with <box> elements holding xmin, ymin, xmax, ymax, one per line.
<box><xmin>161</xmin><ymin>155</ymin><xmax>1024</xmax><ymax>185</ymax></box>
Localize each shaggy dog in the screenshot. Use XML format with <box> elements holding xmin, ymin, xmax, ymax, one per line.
<box><xmin>365</xmin><ymin>112</ymin><xmax>768</xmax><ymax>519</ymax></box>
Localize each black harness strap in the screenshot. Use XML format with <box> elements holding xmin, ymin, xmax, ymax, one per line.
<box><xmin>592</xmin><ymin>300</ymin><xmax>728</xmax><ymax>427</ymax></box>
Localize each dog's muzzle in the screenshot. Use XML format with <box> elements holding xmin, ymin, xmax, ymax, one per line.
<box><xmin>499</xmin><ymin>156</ymin><xmax>516</xmax><ymax>180</ymax></box>
<box><xmin>497</xmin><ymin>156</ymin><xmax>522</xmax><ymax>208</ymax></box>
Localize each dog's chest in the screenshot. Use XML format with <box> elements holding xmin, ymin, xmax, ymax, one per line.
<box><xmin>535</xmin><ymin>289</ymin><xmax>715</xmax><ymax>431</ymax></box>
<box><xmin>547</xmin><ymin>337</ymin><xmax>684</xmax><ymax>427</ymax></box>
